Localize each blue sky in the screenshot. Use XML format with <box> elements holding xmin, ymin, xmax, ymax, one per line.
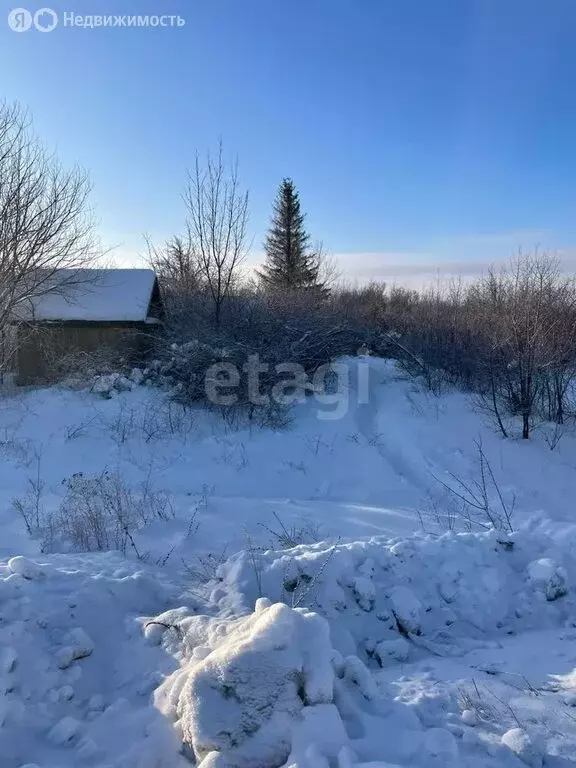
<box><xmin>2</xmin><ymin>0</ymin><xmax>576</xmax><ymax>282</ymax></box>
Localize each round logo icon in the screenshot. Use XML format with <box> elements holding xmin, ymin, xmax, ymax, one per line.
<box><xmin>8</xmin><ymin>8</ymin><xmax>32</xmax><ymax>31</ymax></box>
<box><xmin>34</xmin><ymin>7</ymin><xmax>57</xmax><ymax>31</ymax></box>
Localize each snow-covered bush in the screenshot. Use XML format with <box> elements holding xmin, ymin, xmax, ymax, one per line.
<box><xmin>89</xmin><ymin>340</ymin><xmax>298</xmax><ymax>428</ymax></box>
<box><xmin>148</xmin><ymin>340</ymin><xmax>229</xmax><ymax>403</ymax></box>
<box><xmin>134</xmin><ymin>287</ymin><xmax>361</xmax><ymax>419</ymax></box>
<box><xmin>155</xmin><ymin>339</ymin><xmax>297</xmax><ymax>424</ymax></box>
<box><xmin>85</xmin><ymin>290</ymin><xmax>361</xmax><ymax>427</ymax></box>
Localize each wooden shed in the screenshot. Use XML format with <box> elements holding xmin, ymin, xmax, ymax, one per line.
<box><xmin>15</xmin><ymin>269</ymin><xmax>164</xmax><ymax>384</ymax></box>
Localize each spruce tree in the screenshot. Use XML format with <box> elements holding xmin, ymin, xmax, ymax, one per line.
<box><xmin>258</xmin><ymin>178</ymin><xmax>320</xmax><ymax>291</ymax></box>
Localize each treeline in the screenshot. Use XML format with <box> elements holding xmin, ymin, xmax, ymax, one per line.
<box><xmin>148</xmin><ymin>146</ymin><xmax>576</xmax><ymax>439</ymax></box>
<box><xmin>367</xmin><ymin>253</ymin><xmax>576</xmax><ymax>440</ymax></box>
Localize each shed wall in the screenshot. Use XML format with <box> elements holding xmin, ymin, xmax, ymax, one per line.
<box><xmin>17</xmin><ymin>322</ymin><xmax>156</xmax><ymax>384</ymax></box>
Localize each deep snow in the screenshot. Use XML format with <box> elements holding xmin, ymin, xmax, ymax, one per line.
<box><xmin>2</xmin><ymin>357</ymin><xmax>576</xmax><ymax>766</ymax></box>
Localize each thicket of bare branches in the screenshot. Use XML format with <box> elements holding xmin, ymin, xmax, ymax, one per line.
<box><xmin>145</xmin><ymin>142</ymin><xmax>250</xmax><ymax>341</ymax></box>
<box><xmin>341</xmin><ymin>252</ymin><xmax>576</xmax><ymax>440</ymax></box>
<box><xmin>151</xmin><ymin>284</ymin><xmax>360</xmax><ymax>418</ymax></box>
<box><xmin>145</xmin><ymin>233</ymin><xmax>201</xmax><ymax>298</ymax></box>
<box><xmin>0</xmin><ymin>101</ymin><xmax>98</xmax><ymax>377</ymax></box>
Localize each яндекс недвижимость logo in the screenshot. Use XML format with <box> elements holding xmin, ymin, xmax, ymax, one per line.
<box><xmin>8</xmin><ymin>7</ymin><xmax>58</xmax><ymax>31</ymax></box>
<box><xmin>7</xmin><ymin>8</ymin><xmax>185</xmax><ymax>31</ymax></box>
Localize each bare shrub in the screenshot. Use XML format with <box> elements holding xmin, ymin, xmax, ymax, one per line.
<box><xmin>64</xmin><ymin>414</ymin><xmax>98</xmax><ymax>441</ymax></box>
<box><xmin>145</xmin><ymin>233</ymin><xmax>201</xmax><ymax>299</ymax></box>
<box><xmin>243</xmin><ymin>529</ymin><xmax>264</xmax><ymax>598</ymax></box>
<box><xmin>11</xmin><ymin>450</ymin><xmax>44</xmax><ymax>535</ymax></box>
<box><xmin>430</xmin><ymin>438</ymin><xmax>515</xmax><ymax>533</ymax></box>
<box><xmin>105</xmin><ymin>401</ymin><xmax>137</xmax><ymax>445</ymax></box>
<box><xmin>139</xmin><ymin>398</ymin><xmax>195</xmax><ymax>442</ymax></box>
<box><xmin>41</xmin><ymin>343</ymin><xmax>127</xmax><ymax>386</ymax></box>
<box><xmin>251</xmin><ymin>401</ymin><xmax>293</xmax><ymax>431</ymax></box>
<box><xmin>241</xmin><ymin>523</ymin><xmax>337</xmax><ymax>610</ymax></box>
<box><xmin>258</xmin><ymin>511</ymin><xmax>320</xmax><ymax>550</ymax></box>
<box><xmin>467</xmin><ymin>253</ymin><xmax>576</xmax><ymax>439</ymax></box>
<box><xmin>0</xmin><ymin>407</ymin><xmax>31</xmax><ymax>464</ymax></box>
<box><xmin>154</xmin><ymin>289</ymin><xmax>357</xmax><ymax>423</ymax></box>
<box><xmin>283</xmin><ymin>540</ymin><xmax>339</xmax><ymax>610</ymax></box>
<box><xmin>43</xmin><ymin>470</ymin><xmax>173</xmax><ymax>555</ymax></box>
<box><xmin>417</xmin><ymin>492</ymin><xmax>458</xmax><ymax>533</ymax></box>
<box><xmin>182</xmin><ymin>547</ymin><xmax>228</xmax><ymax>586</ymax></box>
<box><xmin>542</xmin><ymin>423</ymin><xmax>564</xmax><ymax>452</ymax></box>
<box><xmin>458</xmin><ymin>683</ymin><xmax>499</xmax><ymax>724</ymax></box>
<box><xmin>185</xmin><ymin>483</ymin><xmax>213</xmax><ymax>525</ymax></box>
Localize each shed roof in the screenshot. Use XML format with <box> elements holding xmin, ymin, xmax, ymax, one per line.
<box><xmin>22</xmin><ymin>269</ymin><xmax>161</xmax><ymax>323</ymax></box>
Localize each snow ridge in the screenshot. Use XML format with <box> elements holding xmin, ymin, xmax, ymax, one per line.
<box><xmin>148</xmin><ymin>522</ymin><xmax>576</xmax><ymax>767</ymax></box>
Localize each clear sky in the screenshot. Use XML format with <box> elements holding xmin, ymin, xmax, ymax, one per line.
<box><xmin>2</xmin><ymin>0</ymin><xmax>576</xmax><ymax>283</ymax></box>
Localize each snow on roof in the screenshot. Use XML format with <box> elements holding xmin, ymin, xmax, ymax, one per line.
<box><xmin>23</xmin><ymin>269</ymin><xmax>160</xmax><ymax>323</ymax></box>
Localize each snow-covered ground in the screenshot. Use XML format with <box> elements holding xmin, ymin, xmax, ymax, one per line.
<box><xmin>2</xmin><ymin>357</ymin><xmax>576</xmax><ymax>766</ymax></box>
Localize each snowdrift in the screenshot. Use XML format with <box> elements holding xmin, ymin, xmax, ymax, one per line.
<box><xmin>152</xmin><ymin>598</ymin><xmax>427</xmax><ymax>768</ymax></box>
<box><xmin>2</xmin><ymin>522</ymin><xmax>576</xmax><ymax>766</ymax></box>
<box><xmin>0</xmin><ymin>552</ymin><xmax>186</xmax><ymax>767</ymax></box>
<box><xmin>211</xmin><ymin>521</ymin><xmax>576</xmax><ymax>660</ymax></box>
<box><xmin>150</xmin><ymin>521</ymin><xmax>576</xmax><ymax>767</ymax></box>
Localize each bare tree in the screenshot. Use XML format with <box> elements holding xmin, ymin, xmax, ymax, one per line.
<box><xmin>145</xmin><ymin>233</ymin><xmax>201</xmax><ymax>296</ymax></box>
<box><xmin>0</xmin><ymin>101</ymin><xmax>98</xmax><ymax>373</ymax></box>
<box><xmin>313</xmin><ymin>240</ymin><xmax>341</xmax><ymax>292</ymax></box>
<box><xmin>474</xmin><ymin>253</ymin><xmax>571</xmax><ymax>439</ymax></box>
<box><xmin>184</xmin><ymin>142</ymin><xmax>249</xmax><ymax>328</ymax></box>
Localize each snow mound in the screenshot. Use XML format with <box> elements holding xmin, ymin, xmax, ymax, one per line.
<box><xmin>422</xmin><ymin>727</ymin><xmax>459</xmax><ymax>767</ymax></box>
<box><xmin>501</xmin><ymin>728</ymin><xmax>543</xmax><ymax>767</ymax></box>
<box><xmin>0</xmin><ymin>551</ymin><xmax>182</xmax><ymax>767</ymax></box>
<box><xmin>388</xmin><ymin>586</ymin><xmax>422</xmax><ymax>634</ymax></box>
<box><xmin>7</xmin><ymin>555</ymin><xmax>46</xmax><ymax>579</ymax></box>
<box><xmin>155</xmin><ymin>600</ymin><xmax>335</xmax><ymax>767</ymax></box>
<box><xmin>527</xmin><ymin>557</ymin><xmax>568</xmax><ymax>601</ymax></box>
<box><xmin>4</xmin><ymin>525</ymin><xmax>575</xmax><ymax>767</ymax></box>
<box><xmin>147</xmin><ymin>522</ymin><xmax>576</xmax><ymax>765</ymax></box>
<box><xmin>92</xmin><ymin>372</ymin><xmax>136</xmax><ymax>397</ymax></box>
<box><xmin>153</xmin><ymin>597</ymin><xmax>482</xmax><ymax>767</ymax></box>
<box><xmin>209</xmin><ymin>525</ymin><xmax>575</xmax><ymax>664</ymax></box>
